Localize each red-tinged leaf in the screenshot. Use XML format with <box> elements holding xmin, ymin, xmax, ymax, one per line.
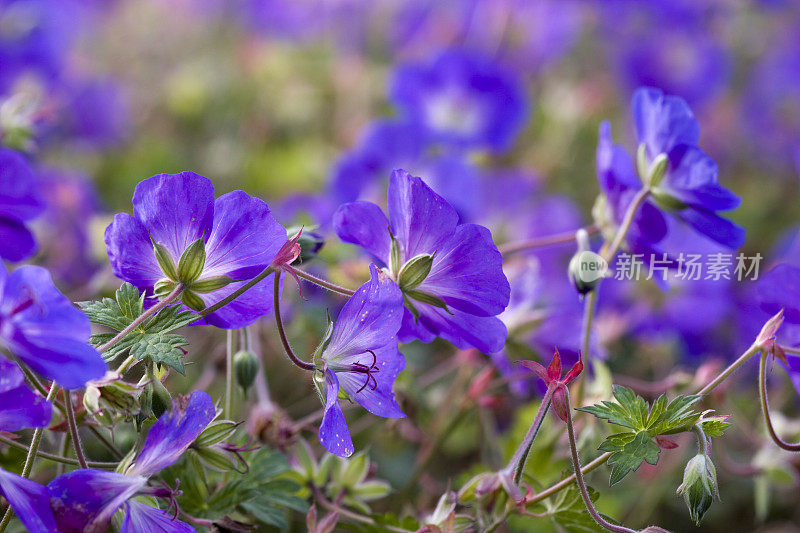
<box><xmin>517</xmin><ymin>360</ymin><xmax>550</xmax><ymax>384</ymax></box>
<box><xmin>655</xmin><ymin>435</ymin><xmax>679</xmax><ymax>449</ymax></box>
<box><xmin>563</xmin><ymin>354</ymin><xmax>584</xmax><ymax>384</ymax></box>
<box><xmin>771</xmin><ymin>343</ymin><xmax>788</xmax><ymax>366</ymax></box>
<box><xmin>548</xmin><ymin>348</ymin><xmax>563</xmax><ymax>382</ymax></box>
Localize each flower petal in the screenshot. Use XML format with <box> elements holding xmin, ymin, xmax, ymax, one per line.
<box><xmin>132</xmin><ymin>172</ymin><xmax>215</xmax><ymax>260</ymax></box>
<box><xmin>203</xmin><ymin>190</ymin><xmax>286</xmax><ymax>279</ymax></box>
<box><xmin>336</xmin><ymin>343</ymin><xmax>405</xmax><ymax>419</ymax></box>
<box><xmin>129</xmin><ymin>390</ymin><xmax>216</xmax><ymax>476</ymax></box>
<box><xmin>122</xmin><ymin>500</ymin><xmax>196</xmax><ymax>533</ymax></box>
<box><xmin>319</xmin><ymin>370</ymin><xmax>354</xmax><ymax>458</ymax></box>
<box><xmin>0</xmin><ymin>378</ymin><xmax>52</xmax><ymax>432</ymax></box>
<box><xmin>388</xmin><ymin>169</ymin><xmax>459</xmax><ymax>260</ymax></box>
<box><xmin>0</xmin><ymin>468</ymin><xmax>57</xmax><ymax>533</ymax></box>
<box><xmin>0</xmin><ymin>215</ymin><xmax>37</xmax><ymax>262</ymax></box>
<box><xmin>674</xmin><ymin>207</ymin><xmax>745</xmax><ymax>249</ymax></box>
<box><xmin>48</xmin><ymin>470</ymin><xmax>147</xmax><ymax>533</ymax></box>
<box><xmin>333</xmin><ymin>201</ymin><xmax>391</xmax><ymax>265</ymax></box>
<box><xmin>324</xmin><ymin>264</ymin><xmax>403</xmax><ymax>359</ymax></box>
<box><xmin>0</xmin><ymin>148</ymin><xmax>44</xmax><ymax>221</ymax></box>
<box><xmin>105</xmin><ymin>213</ymin><xmax>163</xmax><ymax>288</ymax></box>
<box><xmin>633</xmin><ymin>87</ymin><xmax>699</xmax><ymax>157</ymax></box>
<box><xmin>399</xmin><ymin>306</ymin><xmax>508</xmax><ymax>354</ymax></box>
<box><xmin>418</xmin><ymin>223</ymin><xmax>510</xmax><ymax>317</ymax></box>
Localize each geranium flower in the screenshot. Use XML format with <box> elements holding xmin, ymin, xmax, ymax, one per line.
<box><xmin>317</xmin><ymin>264</ymin><xmax>406</xmax><ymax>457</ymax></box>
<box><xmin>0</xmin><ymin>148</ymin><xmax>44</xmax><ymax>262</ymax></box>
<box><xmin>596</xmin><ymin>87</ymin><xmax>745</xmax><ymax>253</ymax></box>
<box><xmin>104</xmin><ymin>171</ymin><xmax>288</xmax><ymax>329</ymax></box>
<box><xmin>0</xmin><ymin>263</ymin><xmax>106</xmax><ymax>389</ymax></box>
<box><xmin>334</xmin><ymin>169</ymin><xmax>510</xmax><ymax>354</ymax></box>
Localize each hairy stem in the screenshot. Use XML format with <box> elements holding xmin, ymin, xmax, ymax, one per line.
<box><xmin>273</xmin><ymin>272</ymin><xmax>315</xmax><ymax>371</ymax></box>
<box><xmin>500</xmin><ymin>226</ymin><xmax>599</xmax><ymax>256</ymax></box>
<box><xmin>601</xmin><ymin>188</ymin><xmax>650</xmax><ymax>263</ymax></box>
<box><xmin>564</xmin><ymin>388</ymin><xmax>639</xmax><ymax>533</ymax></box>
<box><xmin>509</xmin><ymin>387</ymin><xmax>554</xmax><ymax>484</ymax></box>
<box><xmin>200</xmin><ymin>266</ymin><xmax>275</xmax><ymax>318</ymax></box>
<box><xmin>98</xmin><ymin>283</ymin><xmax>185</xmax><ymax>353</ymax></box>
<box><xmin>63</xmin><ymin>391</ymin><xmax>88</xmax><ymax>469</ymax></box>
<box><xmin>293</xmin><ymin>268</ymin><xmax>355</xmax><ymax>296</ymax></box>
<box><xmin>697</xmin><ymin>343</ymin><xmax>759</xmax><ymax>396</ymax></box>
<box><xmin>576</xmin><ymin>290</ymin><xmax>598</xmax><ymax>405</ymax></box>
<box><xmin>758</xmin><ymin>351</ymin><xmax>800</xmax><ymax>451</ymax></box>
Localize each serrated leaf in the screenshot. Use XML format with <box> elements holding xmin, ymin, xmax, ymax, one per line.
<box><xmin>129</xmin><ymin>333</ymin><xmax>188</xmax><ymax>374</ymax></box>
<box><xmin>698</xmin><ymin>416</ymin><xmax>732</xmax><ymax>438</ymax></box>
<box><xmin>528</xmin><ymin>484</ymin><xmax>609</xmax><ymax>533</ymax></box>
<box><xmin>606</xmin><ymin>432</ymin><xmax>660</xmax><ymax>485</ymax></box>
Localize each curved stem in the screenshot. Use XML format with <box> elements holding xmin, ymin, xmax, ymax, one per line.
<box><xmin>601</xmin><ymin>188</ymin><xmax>650</xmax><ymax>263</ymax></box>
<box><xmin>692</xmin><ymin>424</ymin><xmax>709</xmax><ymax>456</ymax></box>
<box><xmin>63</xmin><ymin>391</ymin><xmax>88</xmax><ymax>469</ymax></box>
<box><xmin>0</xmin><ymin>384</ymin><xmax>58</xmax><ymax>532</ymax></box>
<box><xmin>273</xmin><ymin>272</ymin><xmax>315</xmax><ymax>371</ymax></box>
<box><xmin>758</xmin><ymin>352</ymin><xmax>800</xmax><ymax>451</ymax></box>
<box><xmin>98</xmin><ymin>283</ymin><xmax>185</xmax><ymax>353</ymax></box>
<box><xmin>500</xmin><ymin>226</ymin><xmax>599</xmax><ymax>256</ymax></box>
<box><xmin>293</xmin><ymin>268</ymin><xmax>355</xmax><ymax>296</ymax></box>
<box><xmin>0</xmin><ymin>436</ymin><xmax>116</xmax><ymax>468</ymax></box>
<box><xmin>200</xmin><ymin>266</ymin><xmax>275</xmax><ymax>318</ymax></box>
<box><xmin>564</xmin><ymin>388</ymin><xmax>639</xmax><ymax>533</ymax></box>
<box><xmin>509</xmin><ymin>387</ymin><xmax>554</xmax><ymax>484</ymax></box>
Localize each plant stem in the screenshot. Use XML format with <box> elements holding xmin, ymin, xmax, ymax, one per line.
<box><xmin>0</xmin><ymin>384</ymin><xmax>58</xmax><ymax>532</ymax></box>
<box><xmin>563</xmin><ymin>388</ymin><xmax>638</xmax><ymax>533</ymax></box>
<box><xmin>601</xmin><ymin>188</ymin><xmax>650</xmax><ymax>263</ymax></box>
<box><xmin>97</xmin><ymin>283</ymin><xmax>185</xmax><ymax>353</ymax></box>
<box><xmin>692</xmin><ymin>424</ymin><xmax>709</xmax><ymax>456</ymax></box>
<box><xmin>63</xmin><ymin>391</ymin><xmax>88</xmax><ymax>469</ymax></box>
<box><xmin>500</xmin><ymin>226</ymin><xmax>599</xmax><ymax>256</ymax></box>
<box><xmin>293</xmin><ymin>268</ymin><xmax>355</xmax><ymax>296</ymax></box>
<box><xmin>509</xmin><ymin>387</ymin><xmax>554</xmax><ymax>484</ymax></box>
<box><xmin>697</xmin><ymin>343</ymin><xmax>759</xmax><ymax>396</ymax></box>
<box><xmin>0</xmin><ymin>436</ymin><xmax>116</xmax><ymax>468</ymax></box>
<box><xmin>200</xmin><ymin>266</ymin><xmax>275</xmax><ymax>318</ymax></box>
<box><xmin>225</xmin><ymin>330</ymin><xmax>236</xmax><ymax>418</ymax></box>
<box><xmin>273</xmin><ymin>272</ymin><xmax>315</xmax><ymax>371</ymax></box>
<box><xmin>576</xmin><ymin>290</ymin><xmax>598</xmax><ymax>405</ymax></box>
<box><xmin>758</xmin><ymin>351</ymin><xmax>800</xmax><ymax>451</ymax></box>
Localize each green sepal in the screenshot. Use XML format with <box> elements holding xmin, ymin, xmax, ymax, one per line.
<box><xmin>398</xmin><ymin>253</ymin><xmax>435</xmax><ymax>290</ymax></box>
<box><xmin>404</xmin><ymin>289</ymin><xmax>451</xmax><ymax>314</ymax></box>
<box><xmin>177</xmin><ymin>237</ymin><xmax>206</xmax><ymax>283</ymax></box>
<box><xmin>151</xmin><ymin>236</ymin><xmax>178</xmax><ymax>280</ymax></box>
<box><xmin>389</xmin><ymin>226</ymin><xmax>402</xmax><ymax>276</ymax></box>
<box><xmin>154</xmin><ymin>278</ymin><xmax>178</xmax><ymax>300</ymax></box>
<box><xmin>190</xmin><ymin>275</ymin><xmax>234</xmax><ymax>293</ymax></box>
<box><xmin>182</xmin><ymin>290</ymin><xmax>206</xmax><ymax>311</ymax></box>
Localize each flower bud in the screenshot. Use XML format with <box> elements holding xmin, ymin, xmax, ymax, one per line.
<box><xmin>567</xmin><ymin>229</ymin><xmax>607</xmax><ymax>296</ymax></box>
<box><xmin>397</xmin><ymin>253</ymin><xmax>435</xmax><ymax>290</ymax></box>
<box><xmin>677</xmin><ymin>454</ymin><xmax>718</xmax><ymax>525</ymax></box>
<box><xmin>286</xmin><ymin>225</ymin><xmax>325</xmax><ymax>264</ymax></box>
<box><xmin>233</xmin><ymin>350</ymin><xmax>259</xmax><ymax>393</ymax></box>
<box><xmin>177</xmin><ymin>237</ymin><xmax>206</xmax><ymax>283</ymax></box>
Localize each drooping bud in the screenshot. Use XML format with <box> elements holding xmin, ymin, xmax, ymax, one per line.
<box><xmin>177</xmin><ymin>237</ymin><xmax>206</xmax><ymax>283</ymax></box>
<box><xmin>677</xmin><ymin>453</ymin><xmax>718</xmax><ymax>525</ymax></box>
<box><xmin>397</xmin><ymin>253</ymin><xmax>435</xmax><ymax>290</ymax></box>
<box><xmin>567</xmin><ymin>229</ymin><xmax>607</xmax><ymax>296</ymax></box>
<box><xmin>152</xmin><ymin>237</ymin><xmax>179</xmax><ymax>280</ymax></box>
<box><xmin>190</xmin><ymin>276</ymin><xmax>235</xmax><ymax>293</ymax></box>
<box><xmin>233</xmin><ymin>350</ymin><xmax>259</xmax><ymax>393</ymax></box>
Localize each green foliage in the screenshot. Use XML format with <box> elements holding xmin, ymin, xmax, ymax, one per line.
<box><xmin>163</xmin><ymin>447</ymin><xmax>307</xmax><ymax>530</ymax></box>
<box><xmin>579</xmin><ymin>386</ymin><xmax>711</xmax><ymax>485</ymax></box>
<box><xmin>79</xmin><ymin>283</ymin><xmax>197</xmax><ymax>374</ymax></box>
<box><xmin>526</xmin><ymin>484</ymin><xmax>611</xmax><ymax>533</ymax></box>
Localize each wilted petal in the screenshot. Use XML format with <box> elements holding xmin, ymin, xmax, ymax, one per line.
<box><xmin>129</xmin><ymin>390</ymin><xmax>215</xmax><ymax>476</ymax></box>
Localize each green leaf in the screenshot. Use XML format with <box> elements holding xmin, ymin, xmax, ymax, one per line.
<box><xmin>698</xmin><ymin>415</ymin><xmax>732</xmax><ymax>438</ymax></box>
<box><xmin>79</xmin><ymin>283</ymin><xmax>144</xmax><ymax>331</ymax></box>
<box><xmin>527</xmin><ymin>484</ymin><xmax>610</xmax><ymax>533</ymax></box>
<box><xmin>605</xmin><ymin>432</ymin><xmax>660</xmax><ymax>485</ymax></box>
<box><xmin>129</xmin><ymin>333</ymin><xmax>188</xmax><ymax>374</ymax></box>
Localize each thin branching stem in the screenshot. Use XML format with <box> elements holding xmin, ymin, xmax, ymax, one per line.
<box><xmin>63</xmin><ymin>391</ymin><xmax>88</xmax><ymax>469</ymax></box>
<box><xmin>273</xmin><ymin>272</ymin><xmax>315</xmax><ymax>371</ymax></box>
<box><xmin>293</xmin><ymin>268</ymin><xmax>355</xmax><ymax>296</ymax></box>
<box><xmin>758</xmin><ymin>351</ymin><xmax>800</xmax><ymax>451</ymax></box>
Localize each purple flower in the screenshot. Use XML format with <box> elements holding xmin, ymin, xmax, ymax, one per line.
<box><xmin>390</xmin><ymin>50</ymin><xmax>527</xmax><ymax>153</ymax></box>
<box><xmin>334</xmin><ymin>169</ymin><xmax>510</xmax><ymax>354</ymax></box>
<box><xmin>0</xmin><ymin>263</ymin><xmax>106</xmax><ymax>389</ymax></box>
<box><xmin>105</xmin><ymin>171</ymin><xmax>288</xmax><ymax>329</ymax></box>
<box><xmin>597</xmin><ymin>87</ymin><xmax>745</xmax><ymax>252</ymax></box>
<box><xmin>0</xmin><ymin>358</ymin><xmax>52</xmax><ymax>431</ymax></box>
<box><xmin>46</xmin><ymin>391</ymin><xmax>214</xmax><ymax>532</ymax></box>
<box><xmin>0</xmin><ymin>148</ymin><xmax>44</xmax><ymax>262</ymax></box>
<box><xmin>0</xmin><ymin>468</ymin><xmax>58</xmax><ymax>533</ymax></box>
<box><xmin>317</xmin><ymin>264</ymin><xmax>405</xmax><ymax>457</ymax></box>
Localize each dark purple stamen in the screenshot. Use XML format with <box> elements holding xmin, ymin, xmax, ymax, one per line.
<box><xmin>350</xmin><ymin>349</ymin><xmax>380</xmax><ymax>393</ymax></box>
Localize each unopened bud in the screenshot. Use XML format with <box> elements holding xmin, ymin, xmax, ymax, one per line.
<box><xmin>677</xmin><ymin>454</ymin><xmax>718</xmax><ymax>525</ymax></box>
<box><xmin>177</xmin><ymin>237</ymin><xmax>206</xmax><ymax>283</ymax></box>
<box><xmin>286</xmin><ymin>226</ymin><xmax>325</xmax><ymax>264</ymax></box>
<box><xmin>234</xmin><ymin>350</ymin><xmax>259</xmax><ymax>393</ymax></box>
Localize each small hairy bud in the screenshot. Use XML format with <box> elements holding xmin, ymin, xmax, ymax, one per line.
<box><xmin>233</xmin><ymin>350</ymin><xmax>259</xmax><ymax>393</ymax></box>
<box><xmin>677</xmin><ymin>454</ymin><xmax>718</xmax><ymax>525</ymax></box>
